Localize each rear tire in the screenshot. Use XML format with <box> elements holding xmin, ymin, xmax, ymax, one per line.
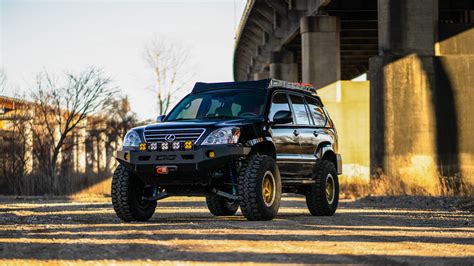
<box><xmin>305</xmin><ymin>160</ymin><xmax>339</xmax><ymax>216</ymax></box>
<box><xmin>205</xmin><ymin>194</ymin><xmax>239</xmax><ymax>216</ymax></box>
<box><xmin>238</xmin><ymin>155</ymin><xmax>281</xmax><ymax>221</ymax></box>
<box><xmin>111</xmin><ymin>165</ymin><xmax>157</xmax><ymax>222</ymax></box>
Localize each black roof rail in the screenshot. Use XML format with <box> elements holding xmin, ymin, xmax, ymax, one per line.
<box><xmin>192</xmin><ymin>79</ymin><xmax>317</xmax><ymax>95</ymax></box>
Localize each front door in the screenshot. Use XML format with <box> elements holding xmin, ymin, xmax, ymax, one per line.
<box><xmin>269</xmin><ymin>92</ymin><xmax>302</xmax><ymax>176</ymax></box>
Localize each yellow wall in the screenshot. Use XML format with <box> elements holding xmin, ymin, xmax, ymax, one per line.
<box><xmin>318</xmin><ymin>81</ymin><xmax>370</xmax><ymax>179</ymax></box>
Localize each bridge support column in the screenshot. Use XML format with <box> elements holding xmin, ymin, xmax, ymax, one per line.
<box><xmin>370</xmin><ymin>0</ymin><xmax>474</xmax><ymax>194</ymax></box>
<box><xmin>269</xmin><ymin>51</ymin><xmax>298</xmax><ymax>82</ymax></box>
<box><xmin>253</xmin><ymin>72</ymin><xmax>270</xmax><ymax>80</ymax></box>
<box><xmin>300</xmin><ymin>15</ymin><xmax>340</xmax><ymax>88</ymax></box>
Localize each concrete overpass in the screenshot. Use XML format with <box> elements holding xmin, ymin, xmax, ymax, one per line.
<box><xmin>234</xmin><ymin>0</ymin><xmax>474</xmax><ymax>195</ymax></box>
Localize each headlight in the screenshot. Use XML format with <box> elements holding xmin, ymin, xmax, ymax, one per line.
<box><xmin>203</xmin><ymin>127</ymin><xmax>240</xmax><ymax>145</ymax></box>
<box><xmin>122</xmin><ymin>130</ymin><xmax>141</xmax><ymax>148</ymax></box>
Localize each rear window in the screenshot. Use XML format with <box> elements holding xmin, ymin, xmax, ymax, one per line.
<box><xmin>289</xmin><ymin>94</ymin><xmax>311</xmax><ymax>125</ymax></box>
<box><xmin>306</xmin><ymin>96</ymin><xmax>327</xmax><ymax>127</ymax></box>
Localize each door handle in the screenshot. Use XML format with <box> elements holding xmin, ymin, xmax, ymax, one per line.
<box><xmin>293</xmin><ymin>130</ymin><xmax>300</xmax><ymax>136</ymax></box>
<box><xmin>313</xmin><ymin>131</ymin><xmax>319</xmax><ymax>137</ymax></box>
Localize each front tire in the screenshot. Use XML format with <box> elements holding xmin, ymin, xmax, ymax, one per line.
<box><xmin>111</xmin><ymin>165</ymin><xmax>157</xmax><ymax>222</ymax></box>
<box><xmin>205</xmin><ymin>194</ymin><xmax>239</xmax><ymax>216</ymax></box>
<box><xmin>238</xmin><ymin>155</ymin><xmax>281</xmax><ymax>221</ymax></box>
<box><xmin>305</xmin><ymin>160</ymin><xmax>339</xmax><ymax>216</ymax></box>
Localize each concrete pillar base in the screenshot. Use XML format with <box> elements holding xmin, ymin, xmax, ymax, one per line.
<box><xmin>369</xmin><ymin>54</ymin><xmax>474</xmax><ymax>195</ymax></box>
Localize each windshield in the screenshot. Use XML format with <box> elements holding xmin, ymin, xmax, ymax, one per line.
<box><xmin>166</xmin><ymin>89</ymin><xmax>266</xmax><ymax>121</ymax></box>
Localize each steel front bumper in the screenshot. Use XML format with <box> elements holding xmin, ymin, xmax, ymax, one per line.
<box><xmin>116</xmin><ymin>145</ymin><xmax>250</xmax><ymax>185</ymax></box>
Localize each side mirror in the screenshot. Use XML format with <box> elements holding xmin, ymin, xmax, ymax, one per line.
<box><xmin>156</xmin><ymin>115</ymin><xmax>165</xmax><ymax>122</ymax></box>
<box><xmin>272</xmin><ymin>110</ymin><xmax>293</xmax><ymax>124</ymax></box>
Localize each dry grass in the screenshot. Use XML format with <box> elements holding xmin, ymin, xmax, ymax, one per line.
<box><xmin>339</xmin><ymin>173</ymin><xmax>474</xmax><ymax>200</ymax></box>
<box><xmin>368</xmin><ymin>174</ymin><xmax>474</xmax><ymax>198</ymax></box>
<box><xmin>70</xmin><ymin>177</ymin><xmax>112</xmax><ymax>199</ymax></box>
<box><xmin>339</xmin><ymin>175</ymin><xmax>370</xmax><ymax>199</ymax></box>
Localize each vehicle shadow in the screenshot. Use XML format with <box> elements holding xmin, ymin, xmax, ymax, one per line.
<box><xmin>0</xmin><ymin>195</ymin><xmax>472</xmax><ymax>263</ymax></box>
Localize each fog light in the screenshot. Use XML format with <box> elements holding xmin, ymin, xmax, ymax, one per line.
<box><xmin>139</xmin><ymin>143</ymin><xmax>147</xmax><ymax>151</ymax></box>
<box><xmin>124</xmin><ymin>152</ymin><xmax>129</xmax><ymax>160</ymax></box>
<box><xmin>184</xmin><ymin>141</ymin><xmax>193</xmax><ymax>150</ymax></box>
<box><xmin>161</xmin><ymin>142</ymin><xmax>169</xmax><ymax>151</ymax></box>
<box><xmin>207</xmin><ymin>150</ymin><xmax>215</xmax><ymax>158</ymax></box>
<box><xmin>156</xmin><ymin>166</ymin><xmax>169</xmax><ymax>174</ymax></box>
<box><xmin>172</xmin><ymin>141</ymin><xmax>180</xmax><ymax>150</ymax></box>
<box><xmin>149</xmin><ymin>142</ymin><xmax>158</xmax><ymax>151</ymax></box>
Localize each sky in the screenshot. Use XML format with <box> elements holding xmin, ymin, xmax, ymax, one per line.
<box><xmin>0</xmin><ymin>0</ymin><xmax>247</xmax><ymax>120</ymax></box>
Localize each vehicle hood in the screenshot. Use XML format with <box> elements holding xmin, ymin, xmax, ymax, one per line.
<box><xmin>143</xmin><ymin>118</ymin><xmax>263</xmax><ymax>130</ymax></box>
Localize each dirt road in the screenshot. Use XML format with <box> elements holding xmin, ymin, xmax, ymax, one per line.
<box><xmin>0</xmin><ymin>195</ymin><xmax>473</xmax><ymax>265</ymax></box>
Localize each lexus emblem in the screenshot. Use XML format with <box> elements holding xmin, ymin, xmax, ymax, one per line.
<box><xmin>165</xmin><ymin>134</ymin><xmax>176</xmax><ymax>142</ymax></box>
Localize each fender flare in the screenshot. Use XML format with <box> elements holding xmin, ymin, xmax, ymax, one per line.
<box><xmin>315</xmin><ymin>142</ymin><xmax>342</xmax><ymax>175</ymax></box>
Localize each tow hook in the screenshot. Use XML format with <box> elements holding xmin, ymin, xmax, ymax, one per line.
<box><xmin>155</xmin><ymin>165</ymin><xmax>178</xmax><ymax>174</ymax></box>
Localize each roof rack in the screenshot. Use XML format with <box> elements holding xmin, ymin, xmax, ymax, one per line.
<box><xmin>268</xmin><ymin>79</ymin><xmax>316</xmax><ymax>94</ymax></box>
<box><xmin>192</xmin><ymin>79</ymin><xmax>317</xmax><ymax>94</ymax></box>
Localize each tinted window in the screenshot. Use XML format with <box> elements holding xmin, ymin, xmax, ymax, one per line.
<box><xmin>166</xmin><ymin>89</ymin><xmax>266</xmax><ymax>121</ymax></box>
<box><xmin>269</xmin><ymin>93</ymin><xmax>291</xmax><ymax>121</ymax></box>
<box><xmin>289</xmin><ymin>94</ymin><xmax>311</xmax><ymax>125</ymax></box>
<box><xmin>306</xmin><ymin>97</ymin><xmax>327</xmax><ymax>127</ymax></box>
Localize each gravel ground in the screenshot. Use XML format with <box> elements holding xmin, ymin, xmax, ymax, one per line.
<box><xmin>0</xmin><ymin>195</ymin><xmax>473</xmax><ymax>265</ymax></box>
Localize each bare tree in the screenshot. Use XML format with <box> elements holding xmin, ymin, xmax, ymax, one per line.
<box><xmin>103</xmin><ymin>95</ymin><xmax>138</xmax><ymax>141</ymax></box>
<box><xmin>31</xmin><ymin>68</ymin><xmax>115</xmax><ymax>185</ymax></box>
<box><xmin>0</xmin><ymin>74</ymin><xmax>33</xmax><ymax>194</ymax></box>
<box><xmin>143</xmin><ymin>36</ymin><xmax>193</xmax><ymax>115</ymax></box>
<box><xmin>0</xmin><ymin>106</ymin><xmax>33</xmax><ymax>194</ymax></box>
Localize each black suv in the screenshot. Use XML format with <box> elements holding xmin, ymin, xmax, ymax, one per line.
<box><xmin>112</xmin><ymin>79</ymin><xmax>342</xmax><ymax>221</ymax></box>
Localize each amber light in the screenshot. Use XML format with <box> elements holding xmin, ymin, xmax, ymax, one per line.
<box><xmin>139</xmin><ymin>143</ymin><xmax>147</xmax><ymax>151</ymax></box>
<box><xmin>207</xmin><ymin>150</ymin><xmax>215</xmax><ymax>158</ymax></box>
<box><xmin>184</xmin><ymin>141</ymin><xmax>193</xmax><ymax>150</ymax></box>
<box><xmin>124</xmin><ymin>152</ymin><xmax>129</xmax><ymax>160</ymax></box>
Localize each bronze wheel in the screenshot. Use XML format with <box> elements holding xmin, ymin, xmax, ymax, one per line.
<box><xmin>305</xmin><ymin>160</ymin><xmax>339</xmax><ymax>216</ymax></box>
<box><xmin>238</xmin><ymin>155</ymin><xmax>281</xmax><ymax>221</ymax></box>
<box><xmin>325</xmin><ymin>173</ymin><xmax>335</xmax><ymax>204</ymax></box>
<box><xmin>262</xmin><ymin>171</ymin><xmax>276</xmax><ymax>207</ymax></box>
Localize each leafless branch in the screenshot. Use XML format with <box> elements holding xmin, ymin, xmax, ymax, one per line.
<box><xmin>143</xmin><ymin>35</ymin><xmax>194</xmax><ymax>115</ymax></box>
<box><xmin>30</xmin><ymin>68</ymin><xmax>115</xmax><ymax>179</ymax></box>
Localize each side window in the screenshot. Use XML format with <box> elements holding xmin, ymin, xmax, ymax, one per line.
<box><xmin>269</xmin><ymin>93</ymin><xmax>291</xmax><ymax>121</ymax></box>
<box><xmin>289</xmin><ymin>94</ymin><xmax>311</xmax><ymax>125</ymax></box>
<box><xmin>306</xmin><ymin>96</ymin><xmax>327</xmax><ymax>127</ymax></box>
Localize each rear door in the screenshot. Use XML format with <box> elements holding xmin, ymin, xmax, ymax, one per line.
<box><xmin>269</xmin><ymin>92</ymin><xmax>302</xmax><ymax>176</ymax></box>
<box><xmin>305</xmin><ymin>95</ymin><xmax>336</xmax><ymax>156</ymax></box>
<box><xmin>288</xmin><ymin>94</ymin><xmax>315</xmax><ymax>175</ymax></box>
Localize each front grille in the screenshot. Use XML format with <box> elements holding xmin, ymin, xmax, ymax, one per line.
<box><xmin>143</xmin><ymin>128</ymin><xmax>205</xmax><ymax>143</ymax></box>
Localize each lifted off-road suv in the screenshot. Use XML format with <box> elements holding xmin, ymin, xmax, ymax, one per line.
<box><xmin>112</xmin><ymin>79</ymin><xmax>342</xmax><ymax>221</ymax></box>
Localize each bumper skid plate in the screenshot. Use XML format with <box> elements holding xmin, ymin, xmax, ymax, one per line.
<box><xmin>115</xmin><ymin>145</ymin><xmax>250</xmax><ymax>185</ymax></box>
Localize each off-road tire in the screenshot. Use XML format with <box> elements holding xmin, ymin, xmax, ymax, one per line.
<box><xmin>205</xmin><ymin>194</ymin><xmax>239</xmax><ymax>216</ymax></box>
<box><xmin>305</xmin><ymin>160</ymin><xmax>339</xmax><ymax>216</ymax></box>
<box><xmin>238</xmin><ymin>155</ymin><xmax>281</xmax><ymax>221</ymax></box>
<box><xmin>111</xmin><ymin>165</ymin><xmax>157</xmax><ymax>222</ymax></box>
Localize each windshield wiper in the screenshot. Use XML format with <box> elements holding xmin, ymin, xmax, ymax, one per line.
<box><xmin>166</xmin><ymin>118</ymin><xmax>194</xmax><ymax>121</ymax></box>
<box><xmin>204</xmin><ymin>115</ymin><xmax>240</xmax><ymax>120</ymax></box>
